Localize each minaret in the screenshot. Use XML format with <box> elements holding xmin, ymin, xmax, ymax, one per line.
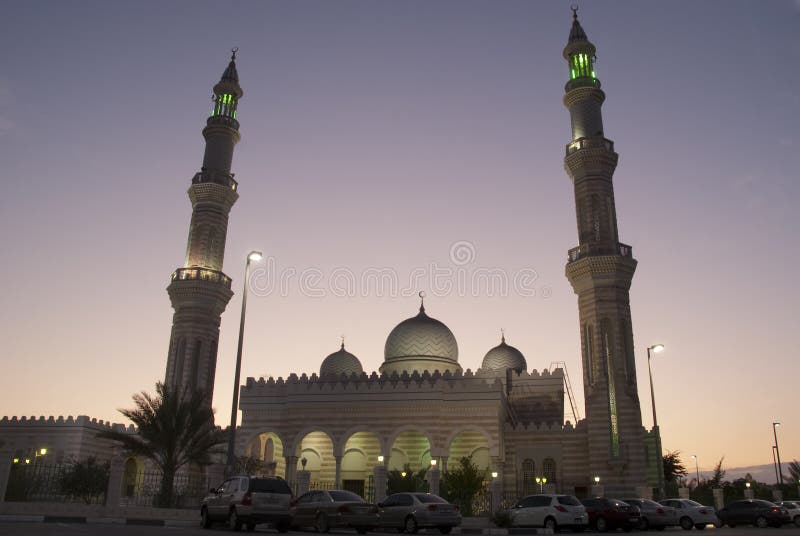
<box><xmin>164</xmin><ymin>50</ymin><xmax>243</xmax><ymax>406</ymax></box>
<box><xmin>562</xmin><ymin>10</ymin><xmax>647</xmax><ymax>494</ymax></box>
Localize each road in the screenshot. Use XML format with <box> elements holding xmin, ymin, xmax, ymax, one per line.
<box><xmin>0</xmin><ymin>525</ymin><xmax>799</xmax><ymax>536</ymax></box>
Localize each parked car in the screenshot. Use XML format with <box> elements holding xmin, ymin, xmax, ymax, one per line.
<box><xmin>716</xmin><ymin>499</ymin><xmax>791</xmax><ymax>528</ymax></box>
<box><xmin>622</xmin><ymin>498</ymin><xmax>677</xmax><ymax>531</ymax></box>
<box><xmin>290</xmin><ymin>489</ymin><xmax>379</xmax><ymax>533</ymax></box>
<box><xmin>659</xmin><ymin>498</ymin><xmax>718</xmax><ymax>530</ymax></box>
<box><xmin>580</xmin><ymin>497</ymin><xmax>640</xmax><ymax>532</ymax></box>
<box><xmin>779</xmin><ymin>501</ymin><xmax>800</xmax><ymax>527</ymax></box>
<box><xmin>200</xmin><ymin>475</ymin><xmax>292</xmax><ymax>532</ymax></box>
<box><xmin>508</xmin><ymin>493</ymin><xmax>588</xmax><ymax>531</ymax></box>
<box><xmin>377</xmin><ymin>492</ymin><xmax>461</xmax><ymax>534</ymax></box>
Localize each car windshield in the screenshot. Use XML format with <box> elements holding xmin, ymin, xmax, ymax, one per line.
<box><xmin>249</xmin><ymin>478</ymin><xmax>291</xmax><ymax>493</ymax></box>
<box><xmin>414</xmin><ymin>494</ymin><xmax>447</xmax><ymax>504</ymax></box>
<box><xmin>557</xmin><ymin>496</ymin><xmax>581</xmax><ymax>506</ymax></box>
<box><xmin>330</xmin><ymin>491</ymin><xmax>363</xmax><ymax>502</ymax></box>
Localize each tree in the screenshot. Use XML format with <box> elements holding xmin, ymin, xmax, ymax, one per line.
<box><xmin>788</xmin><ymin>459</ymin><xmax>800</xmax><ymax>483</ymax></box>
<box><xmin>97</xmin><ymin>382</ymin><xmax>227</xmax><ymax>507</ymax></box>
<box><xmin>387</xmin><ymin>464</ymin><xmax>427</xmax><ymax>494</ymax></box>
<box><xmin>663</xmin><ymin>450</ymin><xmax>688</xmax><ymax>484</ymax></box>
<box><xmin>708</xmin><ymin>457</ymin><xmax>726</xmax><ymax>488</ymax></box>
<box><xmin>59</xmin><ymin>457</ymin><xmax>110</xmax><ymax>504</ymax></box>
<box><xmin>440</xmin><ymin>456</ymin><xmax>486</xmax><ymax>517</ymax></box>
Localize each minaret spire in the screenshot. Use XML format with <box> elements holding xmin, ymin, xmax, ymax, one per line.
<box><xmin>164</xmin><ymin>52</ymin><xmax>245</xmax><ymax>408</ymax></box>
<box><xmin>561</xmin><ymin>11</ymin><xmax>647</xmax><ymax>496</ymax></box>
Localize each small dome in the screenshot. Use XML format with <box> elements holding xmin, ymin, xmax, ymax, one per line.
<box><xmin>481</xmin><ymin>334</ymin><xmax>526</xmax><ymax>373</ymax></box>
<box><xmin>381</xmin><ymin>300</ymin><xmax>460</xmax><ymax>375</ymax></box>
<box><xmin>320</xmin><ymin>343</ymin><xmax>363</xmax><ymax>377</ymax></box>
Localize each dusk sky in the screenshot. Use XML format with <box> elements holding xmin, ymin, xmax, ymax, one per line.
<box><xmin>1</xmin><ymin>1</ymin><xmax>798</xmax><ymax>474</ymax></box>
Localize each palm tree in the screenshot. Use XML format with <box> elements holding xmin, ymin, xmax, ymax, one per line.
<box><xmin>98</xmin><ymin>382</ymin><xmax>227</xmax><ymax>507</ymax></box>
<box><xmin>789</xmin><ymin>459</ymin><xmax>800</xmax><ymax>483</ymax></box>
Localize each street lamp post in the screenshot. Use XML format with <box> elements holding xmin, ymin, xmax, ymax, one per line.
<box><xmin>772</xmin><ymin>422</ymin><xmax>784</xmax><ymax>485</ymax></box>
<box><xmin>226</xmin><ymin>250</ymin><xmax>263</xmax><ymax>473</ymax></box>
<box><xmin>691</xmin><ymin>455</ymin><xmax>700</xmax><ymax>488</ymax></box>
<box><xmin>647</xmin><ymin>344</ymin><xmax>665</xmax><ymax>498</ymax></box>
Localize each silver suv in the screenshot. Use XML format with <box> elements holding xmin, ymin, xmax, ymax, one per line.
<box><xmin>201</xmin><ymin>475</ymin><xmax>293</xmax><ymax>532</ymax></box>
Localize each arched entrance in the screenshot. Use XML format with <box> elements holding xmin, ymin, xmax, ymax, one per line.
<box><xmin>122</xmin><ymin>457</ymin><xmax>142</xmax><ymax>497</ymax></box>
<box><xmin>295</xmin><ymin>431</ymin><xmax>335</xmax><ymax>486</ymax></box>
<box><xmin>244</xmin><ymin>432</ymin><xmax>285</xmax><ymax>477</ymax></box>
<box><xmin>342</xmin><ymin>431</ymin><xmax>381</xmax><ymax>498</ymax></box>
<box><xmin>388</xmin><ymin>429</ymin><xmax>431</xmax><ymax>473</ymax></box>
<box><xmin>447</xmin><ymin>429</ymin><xmax>490</xmax><ymax>473</ymax></box>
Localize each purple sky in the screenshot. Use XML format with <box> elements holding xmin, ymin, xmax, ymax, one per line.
<box><xmin>1</xmin><ymin>1</ymin><xmax>798</xmax><ymax>472</ymax></box>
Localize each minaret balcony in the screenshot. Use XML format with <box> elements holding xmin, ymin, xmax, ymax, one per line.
<box><xmin>568</xmin><ymin>242</ymin><xmax>633</xmax><ymax>263</ymax></box>
<box><xmin>566</xmin><ymin>136</ymin><xmax>614</xmax><ymax>156</ymax></box>
<box><xmin>192</xmin><ymin>170</ymin><xmax>238</xmax><ymax>191</ymax></box>
<box><xmin>171</xmin><ymin>267</ymin><xmax>232</xmax><ymax>289</ymax></box>
<box><xmin>206</xmin><ymin>114</ymin><xmax>240</xmax><ymax>130</ymax></box>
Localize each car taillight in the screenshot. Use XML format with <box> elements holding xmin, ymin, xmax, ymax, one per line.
<box><xmin>427</xmin><ymin>504</ymin><xmax>438</xmax><ymax>511</ymax></box>
<box><xmin>339</xmin><ymin>505</ymin><xmax>352</xmax><ymax>514</ymax></box>
<box><xmin>241</xmin><ymin>492</ymin><xmax>252</xmax><ymax>506</ymax></box>
<box><xmin>772</xmin><ymin>508</ymin><xmax>779</xmax><ymax>513</ymax></box>
<box><xmin>656</xmin><ymin>508</ymin><xmax>664</xmax><ymax>515</ymax></box>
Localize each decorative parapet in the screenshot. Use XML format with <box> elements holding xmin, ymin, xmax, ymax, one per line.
<box><xmin>0</xmin><ymin>415</ymin><xmax>135</xmax><ymax>433</ymax></box>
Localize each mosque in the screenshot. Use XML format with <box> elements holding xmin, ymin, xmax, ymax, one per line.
<box><xmin>1</xmin><ymin>11</ymin><xmax>659</xmax><ymax>500</ymax></box>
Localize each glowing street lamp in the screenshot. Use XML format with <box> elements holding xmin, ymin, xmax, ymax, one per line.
<box><xmin>535</xmin><ymin>476</ymin><xmax>547</xmax><ymax>493</ymax></box>
<box><xmin>226</xmin><ymin>250</ymin><xmax>263</xmax><ymax>473</ymax></box>
<box><xmin>401</xmin><ymin>471</ymin><xmax>407</xmax><ymax>478</ymax></box>
<box><xmin>491</xmin><ymin>471</ymin><xmax>498</xmax><ymax>479</ymax></box>
<box><xmin>378</xmin><ymin>455</ymin><xmax>384</xmax><ymax>463</ymax></box>
<box><xmin>647</xmin><ymin>343</ymin><xmax>665</xmax><ymax>498</ymax></box>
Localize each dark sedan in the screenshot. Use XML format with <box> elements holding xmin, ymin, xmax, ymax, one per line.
<box><xmin>290</xmin><ymin>489</ymin><xmax>379</xmax><ymax>534</ymax></box>
<box><xmin>580</xmin><ymin>497</ymin><xmax>640</xmax><ymax>532</ymax></box>
<box><xmin>716</xmin><ymin>499</ymin><xmax>790</xmax><ymax>528</ymax></box>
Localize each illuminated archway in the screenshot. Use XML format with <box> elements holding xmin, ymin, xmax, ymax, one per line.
<box><xmin>244</xmin><ymin>431</ymin><xmax>285</xmax><ymax>477</ymax></box>
<box><xmin>296</xmin><ymin>431</ymin><xmax>335</xmax><ymax>485</ymax></box>
<box><xmin>388</xmin><ymin>429</ymin><xmax>431</xmax><ymax>473</ymax></box>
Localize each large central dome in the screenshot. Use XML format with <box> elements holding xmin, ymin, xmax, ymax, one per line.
<box><xmin>380</xmin><ymin>301</ymin><xmax>461</xmax><ymax>375</ymax></box>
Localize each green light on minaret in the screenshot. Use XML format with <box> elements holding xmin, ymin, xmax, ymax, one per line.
<box><xmin>569</xmin><ymin>53</ymin><xmax>596</xmax><ymax>80</ymax></box>
<box><xmin>212</xmin><ymin>93</ymin><xmax>237</xmax><ymax>118</ymax></box>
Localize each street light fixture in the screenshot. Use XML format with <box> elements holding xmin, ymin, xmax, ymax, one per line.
<box><xmin>535</xmin><ymin>476</ymin><xmax>547</xmax><ymax>493</ymax></box>
<box><xmin>594</xmin><ymin>475</ymin><xmax>600</xmax><ymax>484</ymax></box>
<box><xmin>691</xmin><ymin>455</ymin><xmax>700</xmax><ymax>488</ymax></box>
<box><xmin>226</xmin><ymin>250</ymin><xmax>263</xmax><ymax>473</ymax></box>
<box><xmin>773</xmin><ymin>422</ymin><xmax>784</xmax><ymax>485</ymax></box>
<box><xmin>647</xmin><ymin>343</ymin><xmax>665</xmax><ymax>498</ymax></box>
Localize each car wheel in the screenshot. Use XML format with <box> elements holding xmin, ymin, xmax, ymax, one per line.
<box><xmin>356</xmin><ymin>528</ymin><xmax>368</xmax><ymax>534</ymax></box>
<box><xmin>404</xmin><ymin>516</ymin><xmax>419</xmax><ymax>534</ymax></box>
<box><xmin>639</xmin><ymin>517</ymin><xmax>650</xmax><ymax>531</ymax></box>
<box><xmin>694</xmin><ymin>524</ymin><xmax>706</xmax><ymax>530</ymax></box>
<box><xmin>679</xmin><ymin>516</ymin><xmax>693</xmax><ymax>530</ymax></box>
<box><xmin>315</xmin><ymin>513</ymin><xmax>330</xmax><ymax>534</ymax></box>
<box><xmin>246</xmin><ymin>523</ymin><xmax>256</xmax><ymax>532</ymax></box>
<box><xmin>277</xmin><ymin>520</ymin><xmax>290</xmax><ymax>533</ymax></box>
<box><xmin>654</xmin><ymin>527</ymin><xmax>665</xmax><ymax>532</ymax></box>
<box><xmin>755</xmin><ymin>516</ymin><xmax>768</xmax><ymax>529</ymax></box>
<box><xmin>595</xmin><ymin>516</ymin><xmax>608</xmax><ymax>532</ymax></box>
<box><xmin>544</xmin><ymin>517</ymin><xmax>558</xmax><ymax>531</ymax></box>
<box><xmin>201</xmin><ymin>507</ymin><xmax>212</xmax><ymax>529</ymax></box>
<box><xmin>229</xmin><ymin>509</ymin><xmax>243</xmax><ymax>532</ymax></box>
<box><xmin>438</xmin><ymin>526</ymin><xmax>452</xmax><ymax>534</ymax></box>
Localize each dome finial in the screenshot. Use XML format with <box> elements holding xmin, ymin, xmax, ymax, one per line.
<box><xmin>340</xmin><ymin>334</ymin><xmax>346</xmax><ymax>350</ymax></box>
<box><xmin>418</xmin><ymin>291</ymin><xmax>426</xmax><ymax>313</ymax></box>
<box><xmin>231</xmin><ymin>47</ymin><xmax>238</xmax><ymax>61</ymax></box>
<box><xmin>501</xmin><ymin>328</ymin><xmax>506</xmax><ymax>344</ymax></box>
<box><xmin>571</xmin><ymin>4</ymin><xmax>579</xmax><ymax>21</ymax></box>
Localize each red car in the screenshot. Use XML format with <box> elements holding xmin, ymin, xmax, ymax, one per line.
<box><xmin>580</xmin><ymin>497</ymin><xmax>640</xmax><ymax>532</ymax></box>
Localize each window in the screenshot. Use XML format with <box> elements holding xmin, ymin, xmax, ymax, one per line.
<box><xmin>557</xmin><ymin>495</ymin><xmax>581</xmax><ymax>506</ymax></box>
<box><xmin>542</xmin><ymin>458</ymin><xmax>557</xmax><ymax>483</ymax></box>
<box><xmin>398</xmin><ymin>494</ymin><xmax>413</xmax><ymax>506</ymax></box>
<box><xmin>522</xmin><ymin>459</ymin><xmax>536</xmax><ymax>496</ymax></box>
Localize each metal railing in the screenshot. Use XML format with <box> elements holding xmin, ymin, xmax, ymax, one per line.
<box><xmin>170</xmin><ymin>267</ymin><xmax>232</xmax><ymax>289</ymax></box>
<box><xmin>191</xmin><ymin>170</ymin><xmax>238</xmax><ymax>191</ymax></box>
<box><xmin>121</xmin><ymin>469</ymin><xmax>205</xmax><ymax>509</ymax></box>
<box><xmin>565</xmin><ymin>136</ymin><xmax>614</xmax><ymax>156</ymax></box>
<box><xmin>4</xmin><ymin>462</ymin><xmax>108</xmax><ymax>504</ymax></box>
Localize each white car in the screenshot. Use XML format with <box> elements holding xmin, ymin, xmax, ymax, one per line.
<box><xmin>509</xmin><ymin>494</ymin><xmax>588</xmax><ymax>531</ymax></box>
<box><xmin>779</xmin><ymin>501</ymin><xmax>800</xmax><ymax>527</ymax></box>
<box><xmin>660</xmin><ymin>498</ymin><xmax>719</xmax><ymax>530</ymax></box>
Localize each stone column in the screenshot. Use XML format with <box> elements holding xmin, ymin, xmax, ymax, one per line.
<box><xmin>428</xmin><ymin>467</ymin><xmax>440</xmax><ymax>496</ymax></box>
<box><xmin>490</xmin><ymin>477</ymin><xmax>503</xmax><ymax>515</ymax></box>
<box><xmin>373</xmin><ymin>464</ymin><xmax>387</xmax><ymax>503</ymax></box>
<box><xmin>296</xmin><ymin>470</ymin><xmax>311</xmax><ymax>496</ymax></box>
<box><xmin>712</xmin><ymin>488</ymin><xmax>724</xmax><ymax>510</ymax></box>
<box><xmin>591</xmin><ymin>484</ymin><xmax>604</xmax><ymax>497</ymax></box>
<box><xmin>105</xmin><ymin>455</ymin><xmax>125</xmax><ymax>508</ymax></box>
<box><xmin>440</xmin><ymin>456</ymin><xmax>448</xmax><ymax>473</ymax></box>
<box><xmin>743</xmin><ymin>488</ymin><xmax>754</xmax><ymax>500</ymax></box>
<box><xmin>0</xmin><ymin>450</ymin><xmax>14</xmax><ymax>503</ymax></box>
<box><xmin>335</xmin><ymin>456</ymin><xmax>343</xmax><ymax>488</ymax></box>
<box><xmin>285</xmin><ymin>456</ymin><xmax>298</xmax><ymax>490</ymax></box>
